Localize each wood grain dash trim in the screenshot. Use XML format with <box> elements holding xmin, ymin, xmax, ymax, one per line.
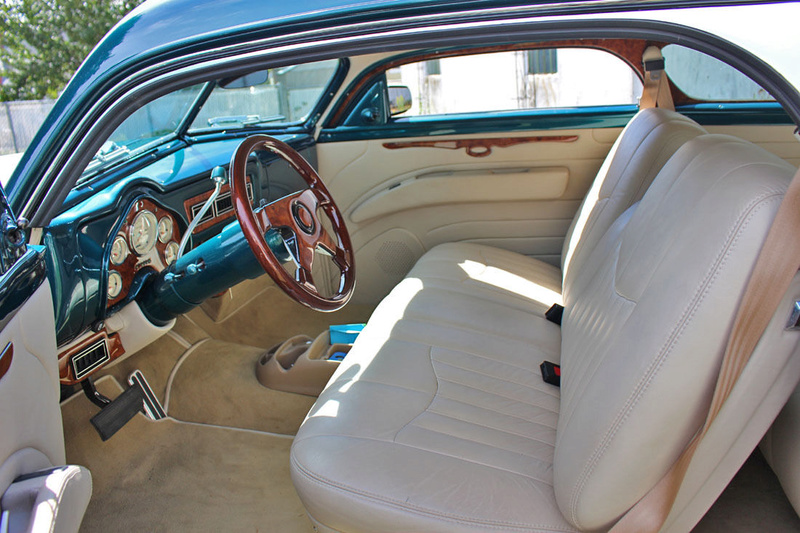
<box><xmin>0</xmin><ymin>343</ymin><xmax>12</xmax><ymax>381</ymax></box>
<box><xmin>382</xmin><ymin>135</ymin><xmax>579</xmax><ymax>157</ymax></box>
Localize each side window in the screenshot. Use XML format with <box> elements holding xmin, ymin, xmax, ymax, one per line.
<box><xmin>386</xmin><ymin>48</ymin><xmax>643</xmax><ymax>117</ymax></box>
<box><xmin>662</xmin><ymin>45</ymin><xmax>773</xmax><ymax>102</ymax></box>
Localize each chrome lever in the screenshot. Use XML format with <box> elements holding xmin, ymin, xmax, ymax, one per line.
<box><xmin>176</xmin><ymin>166</ymin><xmax>227</xmax><ymax>260</ymax></box>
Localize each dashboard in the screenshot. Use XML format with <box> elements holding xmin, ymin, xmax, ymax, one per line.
<box><xmin>48</xmin><ymin>134</ymin><xmax>315</xmax><ymax>383</ymax></box>
<box><xmin>106</xmin><ymin>198</ymin><xmax>182</xmax><ymax>308</ymax></box>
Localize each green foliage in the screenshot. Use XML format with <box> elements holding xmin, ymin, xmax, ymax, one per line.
<box><xmin>0</xmin><ymin>0</ymin><xmax>143</xmax><ymax>101</ymax></box>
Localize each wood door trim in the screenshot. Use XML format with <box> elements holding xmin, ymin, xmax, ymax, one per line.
<box><xmin>0</xmin><ymin>343</ymin><xmax>12</xmax><ymax>381</ymax></box>
<box><xmin>382</xmin><ymin>135</ymin><xmax>578</xmax><ymax>157</ymax></box>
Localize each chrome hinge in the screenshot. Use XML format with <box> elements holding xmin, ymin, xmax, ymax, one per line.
<box><xmin>786</xmin><ymin>301</ymin><xmax>800</xmax><ymax>330</ymax></box>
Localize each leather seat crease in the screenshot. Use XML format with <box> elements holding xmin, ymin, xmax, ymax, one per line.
<box><xmin>291</xmin><ymin>132</ymin><xmax>799</xmax><ymax>531</ymax></box>
<box><xmin>406</xmin><ymin>108</ymin><xmax>707</xmax><ymax>318</ymax></box>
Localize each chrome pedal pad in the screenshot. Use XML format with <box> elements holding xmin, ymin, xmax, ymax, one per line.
<box><xmin>128</xmin><ymin>370</ymin><xmax>166</xmax><ymax>420</ymax></box>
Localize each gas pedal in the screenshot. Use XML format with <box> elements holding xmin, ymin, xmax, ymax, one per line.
<box><xmin>128</xmin><ymin>370</ymin><xmax>166</xmax><ymax>420</ymax></box>
<box><xmin>89</xmin><ymin>370</ymin><xmax>165</xmax><ymax>441</ymax></box>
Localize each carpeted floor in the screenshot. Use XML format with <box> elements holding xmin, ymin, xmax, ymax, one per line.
<box><xmin>62</xmin><ymin>377</ymin><xmax>313</xmax><ymax>533</ymax></box>
<box><xmin>165</xmin><ymin>339</ymin><xmax>317</xmax><ymax>435</ymax></box>
<box><xmin>186</xmin><ymin>277</ymin><xmax>371</xmax><ymax>351</ymax></box>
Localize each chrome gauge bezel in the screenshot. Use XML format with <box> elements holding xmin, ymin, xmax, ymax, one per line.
<box><xmin>107</xmin><ymin>270</ymin><xmax>123</xmax><ymax>299</ymax></box>
<box><xmin>129</xmin><ymin>210</ymin><xmax>159</xmax><ymax>255</ymax></box>
<box><xmin>157</xmin><ymin>216</ymin><xmax>173</xmax><ymax>243</ymax></box>
<box><xmin>110</xmin><ymin>235</ymin><xmax>129</xmax><ymax>265</ymax></box>
<box><xmin>164</xmin><ymin>241</ymin><xmax>179</xmax><ymax>265</ymax></box>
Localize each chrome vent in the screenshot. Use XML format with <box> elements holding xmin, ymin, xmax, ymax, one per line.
<box><xmin>72</xmin><ymin>339</ymin><xmax>110</xmax><ymax>380</ymax></box>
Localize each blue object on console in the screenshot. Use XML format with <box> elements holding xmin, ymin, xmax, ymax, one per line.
<box><xmin>329</xmin><ymin>323</ymin><xmax>365</xmax><ymax>345</ymax></box>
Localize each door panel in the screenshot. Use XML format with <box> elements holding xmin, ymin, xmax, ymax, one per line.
<box><xmin>706</xmin><ymin>125</ymin><xmax>800</xmax><ymax>167</ymax></box>
<box><xmin>0</xmin><ymin>264</ymin><xmax>63</xmax><ymax>495</ymax></box>
<box><xmin>318</xmin><ymin>127</ymin><xmax>621</xmax><ymax>304</ymax></box>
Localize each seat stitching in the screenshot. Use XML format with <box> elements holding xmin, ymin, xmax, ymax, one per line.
<box><xmin>435</xmin><ymin>392</ymin><xmax>558</xmax><ymax>429</ymax></box>
<box><xmin>392</xmin><ymin>318</ymin><xmax>557</xmax><ymax>374</ymax></box>
<box><xmin>436</xmin><ymin>375</ymin><xmax>559</xmax><ymax>413</ymax></box>
<box><xmin>422</xmin><ymin>407</ymin><xmax>557</xmax><ymax>447</ymax></box>
<box><xmin>399</xmin><ymin>424</ymin><xmax>555</xmax><ymax>483</ymax></box>
<box><xmin>432</xmin><ymin>357</ymin><xmax>560</xmax><ymax>399</ymax></box>
<box><xmin>392</xmin><ymin>345</ymin><xmax>437</xmax><ymax>443</ymax></box>
<box><xmin>304</xmin><ymin>431</ymin><xmax>556</xmax><ymax>487</ymax></box>
<box><xmin>567</xmin><ymin>192</ymin><xmax>783</xmax><ymax>527</ymax></box>
<box><xmin>292</xmin><ymin>450</ymin><xmax>578</xmax><ymax>532</ymax></box>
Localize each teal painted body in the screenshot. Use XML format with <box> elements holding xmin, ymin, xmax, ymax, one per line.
<box><xmin>138</xmin><ymin>219</ymin><xmax>286</xmax><ymax>325</ymax></box>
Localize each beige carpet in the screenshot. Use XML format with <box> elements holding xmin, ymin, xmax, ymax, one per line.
<box><xmin>187</xmin><ymin>278</ymin><xmax>372</xmax><ymax>350</ymax></box>
<box><xmin>62</xmin><ymin>377</ymin><xmax>313</xmax><ymax>533</ymax></box>
<box><xmin>165</xmin><ymin>339</ymin><xmax>316</xmax><ymax>435</ymax></box>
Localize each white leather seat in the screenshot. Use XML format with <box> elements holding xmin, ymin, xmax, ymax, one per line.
<box><xmin>408</xmin><ymin>108</ymin><xmax>707</xmax><ymax>318</ymax></box>
<box><xmin>291</xmin><ymin>134</ymin><xmax>800</xmax><ymax>532</ymax></box>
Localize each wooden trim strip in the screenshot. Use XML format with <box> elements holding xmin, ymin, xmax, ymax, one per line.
<box><xmin>382</xmin><ymin>135</ymin><xmax>578</xmax><ymax>157</ymax></box>
<box><xmin>0</xmin><ymin>343</ymin><xmax>12</xmax><ymax>381</ymax></box>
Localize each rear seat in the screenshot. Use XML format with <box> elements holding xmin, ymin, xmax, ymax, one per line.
<box><xmin>410</xmin><ymin>107</ymin><xmax>707</xmax><ymax>317</ymax></box>
<box><xmin>291</xmin><ymin>127</ymin><xmax>800</xmax><ymax>532</ymax></box>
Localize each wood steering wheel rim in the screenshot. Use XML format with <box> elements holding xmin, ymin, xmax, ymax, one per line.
<box><xmin>230</xmin><ymin>134</ymin><xmax>355</xmax><ymax>312</ymax></box>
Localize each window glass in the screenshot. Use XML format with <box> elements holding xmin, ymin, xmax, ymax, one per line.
<box><xmin>386</xmin><ymin>48</ymin><xmax>642</xmax><ymax>117</ymax></box>
<box><xmin>190</xmin><ymin>59</ymin><xmax>340</xmax><ymax>131</ymax></box>
<box><xmin>82</xmin><ymin>84</ymin><xmax>204</xmax><ymax>181</ymax></box>
<box><xmin>662</xmin><ymin>44</ymin><xmax>773</xmax><ymax>101</ymax></box>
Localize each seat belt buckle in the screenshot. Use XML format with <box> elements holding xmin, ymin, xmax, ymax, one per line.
<box><xmin>540</xmin><ymin>361</ymin><xmax>561</xmax><ymax>387</ymax></box>
<box><xmin>545</xmin><ymin>304</ymin><xmax>564</xmax><ymax>326</ymax></box>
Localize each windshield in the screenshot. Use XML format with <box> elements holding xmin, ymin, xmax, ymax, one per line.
<box><xmin>82</xmin><ymin>84</ymin><xmax>204</xmax><ymax>181</ymax></box>
<box><xmin>79</xmin><ymin>59</ymin><xmax>340</xmax><ymax>183</ymax></box>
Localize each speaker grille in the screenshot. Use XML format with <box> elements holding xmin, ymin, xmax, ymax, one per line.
<box><xmin>376</xmin><ymin>240</ymin><xmax>416</xmax><ymax>276</ymax></box>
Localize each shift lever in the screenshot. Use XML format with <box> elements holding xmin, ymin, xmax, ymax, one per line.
<box><xmin>176</xmin><ymin>166</ymin><xmax>227</xmax><ymax>261</ymax></box>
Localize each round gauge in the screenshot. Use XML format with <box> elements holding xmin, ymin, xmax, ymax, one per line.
<box><xmin>108</xmin><ymin>270</ymin><xmax>123</xmax><ymax>300</ymax></box>
<box><xmin>129</xmin><ymin>210</ymin><xmax>158</xmax><ymax>255</ymax></box>
<box><xmin>164</xmin><ymin>241</ymin><xmax>179</xmax><ymax>265</ymax></box>
<box><xmin>157</xmin><ymin>216</ymin><xmax>173</xmax><ymax>243</ymax></box>
<box><xmin>110</xmin><ymin>235</ymin><xmax>129</xmax><ymax>265</ymax></box>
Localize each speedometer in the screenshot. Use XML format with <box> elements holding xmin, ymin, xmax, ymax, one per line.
<box><xmin>130</xmin><ymin>210</ymin><xmax>158</xmax><ymax>255</ymax></box>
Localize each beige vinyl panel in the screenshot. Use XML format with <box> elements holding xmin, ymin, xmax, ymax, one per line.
<box><xmin>0</xmin><ymin>280</ymin><xmax>64</xmax><ymax>495</ymax></box>
<box><xmin>317</xmin><ymin>128</ymin><xmax>621</xmax><ymax>304</ymax></box>
<box><xmin>706</xmin><ymin>125</ymin><xmax>800</xmax><ymax>167</ymax></box>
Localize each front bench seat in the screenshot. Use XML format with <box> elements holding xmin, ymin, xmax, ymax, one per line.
<box><xmin>409</xmin><ymin>108</ymin><xmax>706</xmax><ymax>318</ymax></box>
<box><xmin>291</xmin><ymin>135</ymin><xmax>800</xmax><ymax>532</ymax></box>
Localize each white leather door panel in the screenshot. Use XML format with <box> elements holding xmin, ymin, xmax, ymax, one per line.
<box><xmin>318</xmin><ymin>128</ymin><xmax>621</xmax><ymax>304</ymax></box>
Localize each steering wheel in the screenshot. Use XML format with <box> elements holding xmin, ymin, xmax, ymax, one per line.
<box><xmin>229</xmin><ymin>135</ymin><xmax>355</xmax><ymax>311</ymax></box>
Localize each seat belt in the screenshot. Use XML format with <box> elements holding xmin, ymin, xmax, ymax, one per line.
<box><xmin>611</xmin><ymin>165</ymin><xmax>800</xmax><ymax>533</ymax></box>
<box><xmin>639</xmin><ymin>46</ymin><xmax>674</xmax><ymax>111</ymax></box>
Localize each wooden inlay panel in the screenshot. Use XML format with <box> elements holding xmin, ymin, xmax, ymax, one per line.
<box><xmin>107</xmin><ymin>198</ymin><xmax>182</xmax><ymax>308</ymax></box>
<box><xmin>382</xmin><ymin>135</ymin><xmax>578</xmax><ymax>157</ymax></box>
<box><xmin>0</xmin><ymin>343</ymin><xmax>12</xmax><ymax>381</ymax></box>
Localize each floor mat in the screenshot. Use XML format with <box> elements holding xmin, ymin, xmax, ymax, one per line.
<box><xmin>62</xmin><ymin>377</ymin><xmax>313</xmax><ymax>533</ymax></box>
<box><xmin>165</xmin><ymin>339</ymin><xmax>317</xmax><ymax>435</ymax></box>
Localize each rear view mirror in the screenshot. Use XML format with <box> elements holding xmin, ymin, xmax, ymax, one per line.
<box><xmin>388</xmin><ymin>86</ymin><xmax>412</xmax><ymax>115</ymax></box>
<box><xmin>220</xmin><ymin>70</ymin><xmax>269</xmax><ymax>89</ymax></box>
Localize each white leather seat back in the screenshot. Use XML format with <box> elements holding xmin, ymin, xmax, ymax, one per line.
<box><xmin>554</xmin><ymin>134</ymin><xmax>796</xmax><ymax>530</ymax></box>
<box><xmin>561</xmin><ymin>108</ymin><xmax>706</xmax><ymax>294</ymax></box>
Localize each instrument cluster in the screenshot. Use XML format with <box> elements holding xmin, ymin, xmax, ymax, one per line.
<box><xmin>107</xmin><ymin>198</ymin><xmax>182</xmax><ymax>307</ymax></box>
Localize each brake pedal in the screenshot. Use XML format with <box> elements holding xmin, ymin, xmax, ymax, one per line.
<box><xmin>89</xmin><ymin>370</ymin><xmax>165</xmax><ymax>441</ymax></box>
